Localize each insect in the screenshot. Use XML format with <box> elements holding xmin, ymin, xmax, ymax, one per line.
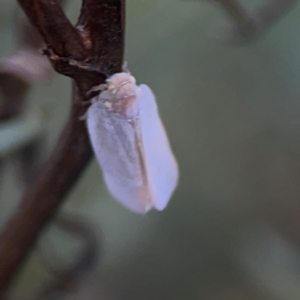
<box><xmin>86</xmin><ymin>71</ymin><xmax>179</xmax><ymax>214</ymax></box>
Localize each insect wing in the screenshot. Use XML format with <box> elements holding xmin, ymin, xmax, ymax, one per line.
<box><xmin>87</xmin><ymin>99</ymin><xmax>152</xmax><ymax>214</ymax></box>
<box><xmin>139</xmin><ymin>84</ymin><xmax>179</xmax><ymax>211</ymax></box>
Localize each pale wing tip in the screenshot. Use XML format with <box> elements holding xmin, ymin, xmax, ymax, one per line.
<box><xmin>122</xmin><ymin>202</ymin><xmax>153</xmax><ymax>214</ymax></box>
<box><xmin>111</xmin><ymin>192</ymin><xmax>153</xmax><ymax>214</ymax></box>
<box><xmin>152</xmin><ymin>162</ymin><xmax>180</xmax><ymax>212</ymax></box>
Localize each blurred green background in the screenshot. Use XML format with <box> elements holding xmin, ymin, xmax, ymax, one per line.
<box><xmin>2</xmin><ymin>1</ymin><xmax>300</xmax><ymax>299</ymax></box>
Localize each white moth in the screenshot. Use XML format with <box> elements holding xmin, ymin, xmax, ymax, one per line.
<box><xmin>86</xmin><ymin>71</ymin><xmax>179</xmax><ymax>214</ymax></box>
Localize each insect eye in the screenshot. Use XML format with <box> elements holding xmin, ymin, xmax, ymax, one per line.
<box><xmin>129</xmin><ymin>76</ymin><xmax>136</xmax><ymax>84</ymax></box>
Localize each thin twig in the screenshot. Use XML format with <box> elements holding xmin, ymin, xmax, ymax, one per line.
<box><xmin>17</xmin><ymin>0</ymin><xmax>86</xmax><ymax>59</ymax></box>
<box><xmin>257</xmin><ymin>0</ymin><xmax>297</xmax><ymax>30</ymax></box>
<box><xmin>214</xmin><ymin>0</ymin><xmax>297</xmax><ymax>44</ymax></box>
<box><xmin>0</xmin><ymin>0</ymin><xmax>125</xmax><ymax>296</ymax></box>
<box><xmin>214</xmin><ymin>0</ymin><xmax>258</xmax><ymax>39</ymax></box>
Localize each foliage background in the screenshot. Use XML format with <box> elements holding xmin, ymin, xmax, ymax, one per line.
<box><xmin>2</xmin><ymin>1</ymin><xmax>300</xmax><ymax>299</ymax></box>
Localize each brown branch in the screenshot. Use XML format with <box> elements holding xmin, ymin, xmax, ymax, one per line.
<box><xmin>17</xmin><ymin>0</ymin><xmax>86</xmax><ymax>59</ymax></box>
<box><xmin>0</xmin><ymin>0</ymin><xmax>125</xmax><ymax>297</ymax></box>
<box><xmin>0</xmin><ymin>73</ymin><xmax>29</xmax><ymax>121</ymax></box>
<box><xmin>78</xmin><ymin>0</ymin><xmax>125</xmax><ymax>71</ymax></box>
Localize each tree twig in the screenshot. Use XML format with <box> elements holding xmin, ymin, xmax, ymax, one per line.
<box><xmin>214</xmin><ymin>0</ymin><xmax>297</xmax><ymax>44</ymax></box>
<box><xmin>0</xmin><ymin>0</ymin><xmax>125</xmax><ymax>296</ymax></box>
<box><xmin>214</xmin><ymin>0</ymin><xmax>258</xmax><ymax>40</ymax></box>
